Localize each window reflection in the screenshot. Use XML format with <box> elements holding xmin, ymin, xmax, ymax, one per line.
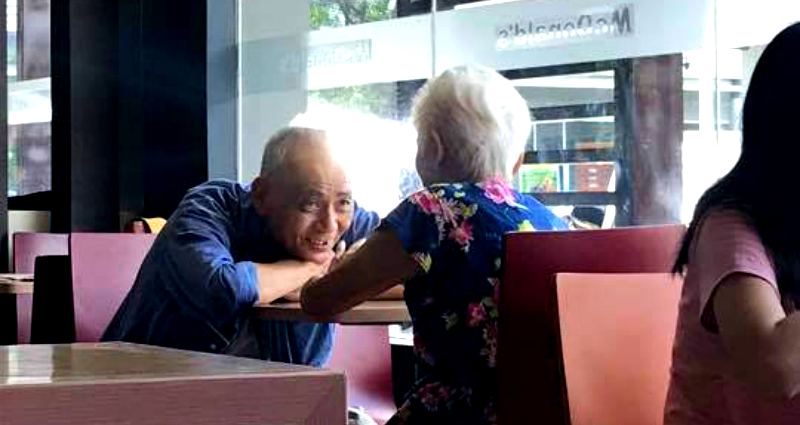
<box><xmin>7</xmin><ymin>0</ymin><xmax>51</xmax><ymax>198</ymax></box>
<box><xmin>310</xmin><ymin>0</ymin><xmax>397</xmax><ymax>30</ymax></box>
<box><xmin>519</xmin><ymin>162</ymin><xmax>615</xmax><ymax>194</ymax></box>
<box><xmin>239</xmin><ymin>0</ymin><xmax>799</xmax><ymax>227</ymax></box>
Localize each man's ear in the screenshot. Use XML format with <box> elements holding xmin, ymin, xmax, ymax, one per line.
<box><xmin>512</xmin><ymin>153</ymin><xmax>524</xmax><ymax>176</ymax></box>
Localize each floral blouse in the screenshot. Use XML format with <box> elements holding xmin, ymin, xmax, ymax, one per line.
<box><xmin>382</xmin><ymin>178</ymin><xmax>567</xmax><ymax>425</ymax></box>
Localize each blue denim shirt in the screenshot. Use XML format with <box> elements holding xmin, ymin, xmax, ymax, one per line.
<box><xmin>102</xmin><ymin>179</ymin><xmax>379</xmax><ymax>366</ymax></box>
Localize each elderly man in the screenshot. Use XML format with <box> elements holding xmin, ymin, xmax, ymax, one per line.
<box><xmin>102</xmin><ymin>127</ymin><xmax>379</xmax><ymax>366</ymax></box>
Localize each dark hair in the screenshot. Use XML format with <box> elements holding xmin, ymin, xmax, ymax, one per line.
<box><xmin>674</xmin><ymin>22</ymin><xmax>800</xmax><ymax>305</ymax></box>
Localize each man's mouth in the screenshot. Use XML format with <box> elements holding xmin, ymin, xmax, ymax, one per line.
<box><xmin>306</xmin><ymin>238</ymin><xmax>332</xmax><ymax>251</ymax></box>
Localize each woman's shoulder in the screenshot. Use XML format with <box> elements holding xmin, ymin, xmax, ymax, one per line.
<box><xmin>690</xmin><ymin>207</ymin><xmax>772</xmax><ymax>278</ymax></box>
<box><xmin>694</xmin><ymin>207</ymin><xmax>759</xmax><ymax>248</ymax></box>
<box><xmin>405</xmin><ymin>180</ymin><xmax>566</xmax><ymax>229</ymax></box>
<box><xmin>421</xmin><ymin>178</ymin><xmax>527</xmax><ymax>206</ymax></box>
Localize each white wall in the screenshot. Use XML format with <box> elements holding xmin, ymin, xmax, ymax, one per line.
<box><xmin>717</xmin><ymin>0</ymin><xmax>800</xmax><ymax>49</ymax></box>
<box><xmin>8</xmin><ymin>211</ymin><xmax>50</xmax><ymax>270</ymax></box>
<box><xmin>239</xmin><ymin>0</ymin><xmax>310</xmax><ymax>181</ymax></box>
<box><xmin>300</xmin><ymin>0</ymin><xmax>716</xmax><ymax>90</ymax></box>
<box><xmin>435</xmin><ymin>0</ymin><xmax>713</xmax><ymax>72</ymax></box>
<box><xmin>237</xmin><ymin>0</ymin><xmax>800</xmax><ymax>222</ymax></box>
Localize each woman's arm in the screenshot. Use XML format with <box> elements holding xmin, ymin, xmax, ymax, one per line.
<box><xmin>714</xmin><ymin>273</ymin><xmax>800</xmax><ymax>401</ymax></box>
<box><xmin>300</xmin><ymin>229</ymin><xmax>418</xmax><ymax>316</ymax></box>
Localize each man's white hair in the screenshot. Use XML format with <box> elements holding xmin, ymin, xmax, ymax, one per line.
<box><xmin>260</xmin><ymin>126</ymin><xmax>327</xmax><ymax>178</ymax></box>
<box><xmin>412</xmin><ymin>64</ymin><xmax>531</xmax><ymax>181</ymax></box>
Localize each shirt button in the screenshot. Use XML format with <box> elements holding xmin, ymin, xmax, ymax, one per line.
<box><xmin>209</xmin><ymin>343</ymin><xmax>217</xmax><ymax>351</ymax></box>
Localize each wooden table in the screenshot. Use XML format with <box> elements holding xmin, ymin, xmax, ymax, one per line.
<box><xmin>0</xmin><ymin>274</ymin><xmax>33</xmax><ymax>345</ymax></box>
<box><xmin>254</xmin><ymin>300</ymin><xmax>411</xmax><ymax>324</ymax></box>
<box><xmin>0</xmin><ymin>274</ymin><xmax>34</xmax><ymax>295</ymax></box>
<box><xmin>0</xmin><ymin>342</ymin><xmax>346</xmax><ymax>425</ymax></box>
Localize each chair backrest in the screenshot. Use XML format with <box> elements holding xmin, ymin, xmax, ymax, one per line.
<box><xmin>555</xmin><ymin>272</ymin><xmax>682</xmax><ymax>425</ymax></box>
<box><xmin>12</xmin><ymin>232</ymin><xmax>68</xmax><ymax>343</ymax></box>
<box><xmin>328</xmin><ymin>325</ymin><xmax>395</xmax><ymax>424</ymax></box>
<box><xmin>499</xmin><ymin>224</ymin><xmax>685</xmax><ymax>424</ymax></box>
<box><xmin>70</xmin><ymin>233</ymin><xmax>157</xmax><ymax>342</ymax></box>
<box><xmin>31</xmin><ymin>255</ymin><xmax>74</xmax><ymax>344</ymax></box>
<box><xmin>13</xmin><ymin>232</ymin><xmax>69</xmax><ymax>273</ymax></box>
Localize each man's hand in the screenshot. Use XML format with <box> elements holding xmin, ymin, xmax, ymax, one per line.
<box><xmin>255</xmin><ymin>242</ymin><xmax>348</xmax><ymax>305</ymax></box>
<box><xmin>329</xmin><ymin>239</ymin><xmax>366</xmax><ymax>272</ymax></box>
<box><xmin>301</xmin><ymin>230</ymin><xmax>418</xmax><ymax>316</ymax></box>
<box><xmin>281</xmin><ymin>288</ymin><xmax>302</xmax><ymax>302</ymax></box>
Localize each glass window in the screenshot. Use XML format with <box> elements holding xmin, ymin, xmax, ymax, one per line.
<box><xmin>7</xmin><ymin>0</ymin><xmax>51</xmax><ymax>198</ymax></box>
<box><xmin>238</xmin><ymin>0</ymin><xmax>800</xmax><ymax>227</ymax></box>
<box><xmin>310</xmin><ymin>0</ymin><xmax>397</xmax><ymax>30</ymax></box>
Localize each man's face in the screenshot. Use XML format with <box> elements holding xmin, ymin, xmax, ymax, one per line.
<box><xmin>254</xmin><ymin>137</ymin><xmax>354</xmax><ymax>265</ymax></box>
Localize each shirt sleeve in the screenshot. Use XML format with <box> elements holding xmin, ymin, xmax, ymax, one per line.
<box><xmin>692</xmin><ymin>210</ymin><xmax>779</xmax><ymax>330</ymax></box>
<box><xmin>380</xmin><ymin>188</ymin><xmax>444</xmax><ymax>273</ymax></box>
<box><xmin>159</xmin><ymin>184</ymin><xmax>260</xmax><ymax>327</ymax></box>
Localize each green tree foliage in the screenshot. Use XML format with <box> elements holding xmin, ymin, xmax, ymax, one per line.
<box><xmin>308</xmin><ymin>1</ymin><xmax>396</xmax><ymax>118</ymax></box>
<box><xmin>309</xmin><ymin>0</ymin><xmax>394</xmax><ymax>30</ymax></box>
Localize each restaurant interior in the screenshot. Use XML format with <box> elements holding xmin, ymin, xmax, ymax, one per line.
<box><xmin>1</xmin><ymin>0</ymin><xmax>799</xmax><ymax>424</ymax></box>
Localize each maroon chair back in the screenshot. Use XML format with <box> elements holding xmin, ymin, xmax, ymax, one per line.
<box><xmin>13</xmin><ymin>232</ymin><xmax>69</xmax><ymax>274</ymax></box>
<box><xmin>12</xmin><ymin>232</ymin><xmax>69</xmax><ymax>344</ymax></box>
<box><xmin>499</xmin><ymin>225</ymin><xmax>685</xmax><ymax>424</ymax></box>
<box><xmin>328</xmin><ymin>325</ymin><xmax>395</xmax><ymax>424</ymax></box>
<box><xmin>70</xmin><ymin>233</ymin><xmax>157</xmax><ymax>342</ymax></box>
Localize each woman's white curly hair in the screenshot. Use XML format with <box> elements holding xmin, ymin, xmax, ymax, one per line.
<box><xmin>412</xmin><ymin>64</ymin><xmax>531</xmax><ymax>182</ymax></box>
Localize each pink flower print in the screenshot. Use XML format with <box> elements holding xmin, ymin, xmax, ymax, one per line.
<box><xmin>410</xmin><ymin>191</ymin><xmax>441</xmax><ymax>215</ymax></box>
<box><xmin>436</xmin><ymin>384</ymin><xmax>453</xmax><ymax>402</ymax></box>
<box><xmin>493</xmin><ymin>281</ymin><xmax>501</xmax><ymax>305</ymax></box>
<box><xmin>466</xmin><ymin>302</ymin><xmax>487</xmax><ymax>327</ymax></box>
<box><xmin>485</xmin><ymin>402</ymin><xmax>497</xmax><ymax>425</ymax></box>
<box><xmin>448</xmin><ymin>220</ymin><xmax>474</xmax><ymax>250</ymax></box>
<box><xmin>439</xmin><ymin>199</ymin><xmax>458</xmax><ymax>226</ymax></box>
<box><xmin>482</xmin><ymin>177</ymin><xmax>516</xmax><ymax>205</ymax></box>
<box><xmin>418</xmin><ymin>382</ymin><xmax>443</xmax><ymax>409</ymax></box>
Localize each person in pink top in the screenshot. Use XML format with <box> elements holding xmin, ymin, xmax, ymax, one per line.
<box><xmin>665</xmin><ymin>22</ymin><xmax>800</xmax><ymax>424</ymax></box>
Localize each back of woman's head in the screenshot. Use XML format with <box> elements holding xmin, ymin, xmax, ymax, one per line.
<box><xmin>739</xmin><ymin>22</ymin><xmax>800</xmax><ymax>175</ymax></box>
<box><xmin>412</xmin><ymin>65</ymin><xmax>530</xmax><ymax>183</ymax></box>
<box><xmin>676</xmin><ymin>22</ymin><xmax>800</xmax><ymax>302</ymax></box>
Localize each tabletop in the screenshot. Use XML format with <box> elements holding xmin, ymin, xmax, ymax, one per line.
<box><xmin>0</xmin><ymin>342</ymin><xmax>346</xmax><ymax>425</ymax></box>
<box><xmin>254</xmin><ymin>300</ymin><xmax>411</xmax><ymax>324</ymax></box>
<box><xmin>0</xmin><ymin>274</ymin><xmax>33</xmax><ymax>295</ymax></box>
<box><xmin>0</xmin><ymin>342</ymin><xmax>328</xmax><ymax>385</ymax></box>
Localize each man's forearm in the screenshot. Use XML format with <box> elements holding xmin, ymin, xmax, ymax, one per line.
<box><xmin>286</xmin><ymin>284</ymin><xmax>403</xmax><ymax>303</ymax></box>
<box><xmin>373</xmin><ymin>284</ymin><xmax>404</xmax><ymax>300</ymax></box>
<box><xmin>255</xmin><ymin>260</ymin><xmax>326</xmax><ymax>304</ymax></box>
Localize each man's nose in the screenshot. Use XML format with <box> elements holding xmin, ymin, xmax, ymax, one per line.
<box><xmin>315</xmin><ymin>205</ymin><xmax>338</xmax><ymax>232</ymax></box>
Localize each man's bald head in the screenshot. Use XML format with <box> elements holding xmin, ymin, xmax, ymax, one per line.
<box><xmin>260</xmin><ymin>127</ymin><xmax>330</xmax><ymax>180</ymax></box>
<box><xmin>253</xmin><ymin>127</ymin><xmax>354</xmax><ymax>264</ymax></box>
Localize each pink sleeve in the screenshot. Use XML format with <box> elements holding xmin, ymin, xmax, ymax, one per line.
<box><xmin>692</xmin><ymin>210</ymin><xmax>778</xmax><ymax>329</ymax></box>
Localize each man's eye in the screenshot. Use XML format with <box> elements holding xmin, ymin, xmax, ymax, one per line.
<box><xmin>300</xmin><ymin>200</ymin><xmax>320</xmax><ymax>212</ymax></box>
<box><xmin>338</xmin><ymin>199</ymin><xmax>353</xmax><ymax>210</ymax></box>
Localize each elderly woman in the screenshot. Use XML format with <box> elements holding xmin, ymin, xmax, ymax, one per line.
<box><xmin>301</xmin><ymin>65</ymin><xmax>567</xmax><ymax>425</ymax></box>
